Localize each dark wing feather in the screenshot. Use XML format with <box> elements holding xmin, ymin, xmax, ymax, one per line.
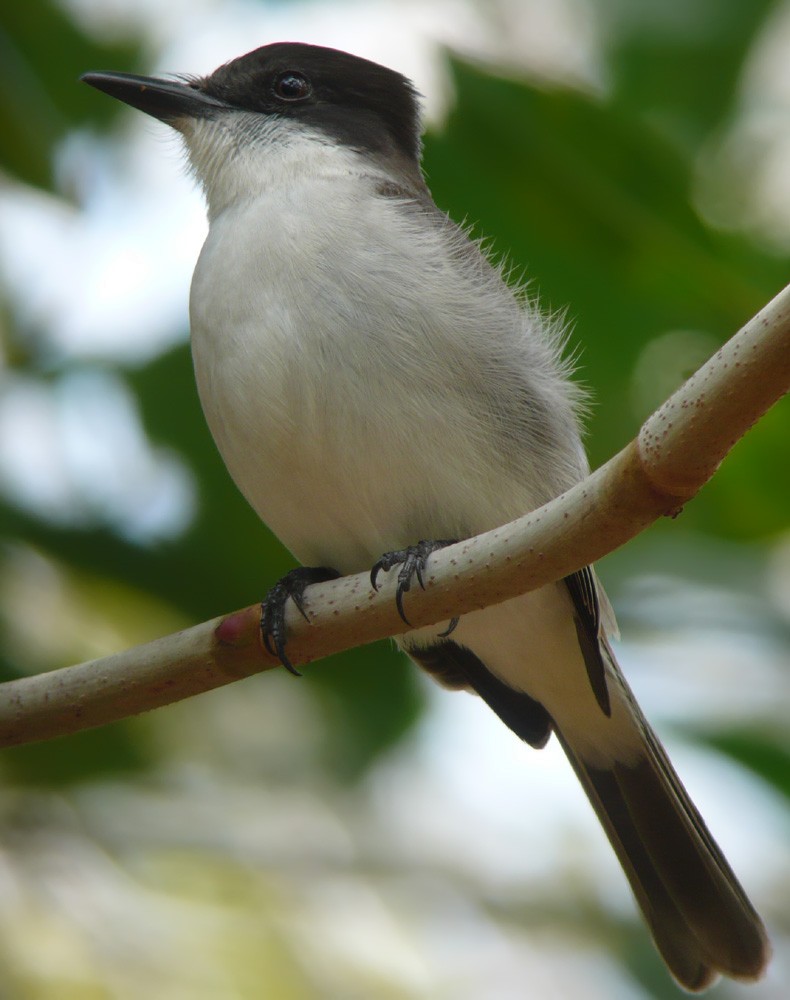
<box><xmin>409</xmin><ymin>639</ymin><xmax>552</xmax><ymax>749</ymax></box>
<box><xmin>564</xmin><ymin>567</ymin><xmax>611</xmax><ymax>716</ymax></box>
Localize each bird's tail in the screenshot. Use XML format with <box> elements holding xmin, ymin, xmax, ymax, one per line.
<box><xmin>554</xmin><ymin>693</ymin><xmax>770</xmax><ymax>992</ymax></box>
<box><xmin>406</xmin><ymin>583</ymin><xmax>770</xmax><ymax>991</ymax></box>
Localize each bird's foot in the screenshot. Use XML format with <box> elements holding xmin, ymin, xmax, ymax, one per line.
<box><xmin>370</xmin><ymin>538</ymin><xmax>459</xmax><ymax>633</ymax></box>
<box><xmin>261</xmin><ymin>566</ymin><xmax>340</xmax><ymax>675</ymax></box>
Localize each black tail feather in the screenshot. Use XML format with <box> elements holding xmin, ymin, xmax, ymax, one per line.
<box><xmin>555</xmin><ymin>724</ymin><xmax>770</xmax><ymax>991</ymax></box>
<box><xmin>406</xmin><ymin>631</ymin><xmax>770</xmax><ymax>991</ymax></box>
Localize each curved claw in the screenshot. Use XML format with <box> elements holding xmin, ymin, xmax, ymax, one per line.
<box><xmin>260</xmin><ymin>593</ymin><xmax>301</xmax><ymax>676</ymax></box>
<box><xmin>370</xmin><ymin>538</ymin><xmax>458</xmax><ymax>628</ymax></box>
<box><xmin>260</xmin><ymin>565</ymin><xmax>340</xmax><ymax>675</ymax></box>
<box><xmin>437</xmin><ymin>616</ymin><xmax>459</xmax><ymax>638</ymax></box>
<box><xmin>395</xmin><ymin>584</ymin><xmax>411</xmax><ymax>626</ymax></box>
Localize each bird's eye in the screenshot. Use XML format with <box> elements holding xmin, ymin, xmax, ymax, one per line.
<box><xmin>273</xmin><ymin>71</ymin><xmax>312</xmax><ymax>101</ymax></box>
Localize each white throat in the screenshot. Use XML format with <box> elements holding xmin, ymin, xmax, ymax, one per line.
<box><xmin>179</xmin><ymin>112</ymin><xmax>384</xmax><ymax>221</ymax></box>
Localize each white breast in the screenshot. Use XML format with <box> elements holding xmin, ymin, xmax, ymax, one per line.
<box><xmin>188</xmin><ymin>136</ymin><xmax>587</xmax><ymax>573</ymax></box>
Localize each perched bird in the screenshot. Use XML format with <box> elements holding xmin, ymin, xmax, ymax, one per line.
<box><xmin>83</xmin><ymin>43</ymin><xmax>769</xmax><ymax>990</ymax></box>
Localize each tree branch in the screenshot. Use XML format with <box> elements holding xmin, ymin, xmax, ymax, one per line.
<box><xmin>2</xmin><ymin>282</ymin><xmax>788</xmax><ymax>748</ymax></box>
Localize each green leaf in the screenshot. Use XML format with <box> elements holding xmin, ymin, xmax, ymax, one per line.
<box><xmin>1</xmin><ymin>721</ymin><xmax>153</xmax><ymax>785</ymax></box>
<box><xmin>0</xmin><ymin>0</ymin><xmax>142</xmax><ymax>189</ymax></box>
<box><xmin>691</xmin><ymin>726</ymin><xmax>790</xmax><ymax>801</ymax></box>
<box><xmin>423</xmin><ymin>57</ymin><xmax>788</xmax><ymax>538</ymax></box>
<box><xmin>603</xmin><ymin>0</ymin><xmax>782</xmax><ymax>151</ymax></box>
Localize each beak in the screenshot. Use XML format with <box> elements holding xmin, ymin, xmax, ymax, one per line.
<box><xmin>81</xmin><ymin>71</ymin><xmax>229</xmax><ymax>124</ymax></box>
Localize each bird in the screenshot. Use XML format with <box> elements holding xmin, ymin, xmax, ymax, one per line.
<box><xmin>82</xmin><ymin>42</ymin><xmax>769</xmax><ymax>991</ymax></box>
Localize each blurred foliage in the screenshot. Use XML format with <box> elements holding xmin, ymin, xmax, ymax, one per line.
<box><xmin>0</xmin><ymin>1</ymin><xmax>788</xmax><ymax>995</ymax></box>
<box><xmin>0</xmin><ymin>723</ymin><xmax>153</xmax><ymax>786</ymax></box>
<box><xmin>0</xmin><ymin>0</ymin><xmax>139</xmax><ymax>190</ymax></box>
<box><xmin>602</xmin><ymin>0</ymin><xmax>778</xmax><ymax>149</ymax></box>
<box><xmin>694</xmin><ymin>727</ymin><xmax>790</xmax><ymax>802</ymax></box>
<box><xmin>423</xmin><ymin>59</ymin><xmax>789</xmax><ymax>528</ymax></box>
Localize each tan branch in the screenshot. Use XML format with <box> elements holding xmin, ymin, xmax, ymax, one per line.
<box><xmin>1</xmin><ymin>282</ymin><xmax>788</xmax><ymax>748</ymax></box>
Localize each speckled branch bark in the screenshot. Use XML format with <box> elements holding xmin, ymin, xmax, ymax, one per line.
<box><xmin>1</xmin><ymin>282</ymin><xmax>788</xmax><ymax>748</ymax></box>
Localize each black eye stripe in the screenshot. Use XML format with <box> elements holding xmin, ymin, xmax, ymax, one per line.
<box><xmin>273</xmin><ymin>71</ymin><xmax>312</xmax><ymax>101</ymax></box>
